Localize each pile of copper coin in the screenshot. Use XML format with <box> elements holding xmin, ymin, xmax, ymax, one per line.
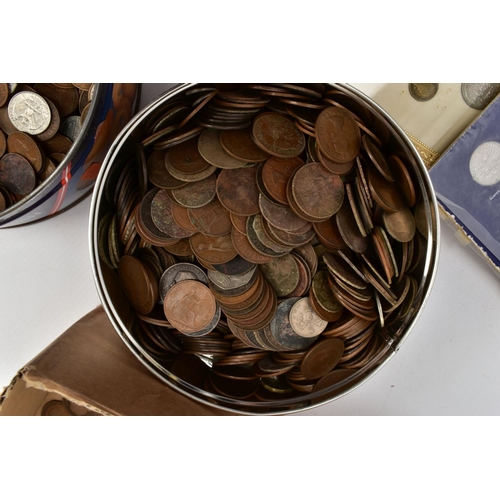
<box><xmin>0</xmin><ymin>83</ymin><xmax>93</xmax><ymax>212</ymax></box>
<box><xmin>98</xmin><ymin>83</ymin><xmax>429</xmax><ymax>403</ymax></box>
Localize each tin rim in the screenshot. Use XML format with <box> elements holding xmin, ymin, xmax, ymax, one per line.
<box><xmin>89</xmin><ymin>83</ymin><xmax>440</xmax><ymax>415</ymax></box>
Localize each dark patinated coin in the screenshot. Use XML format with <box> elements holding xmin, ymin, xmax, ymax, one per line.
<box><xmin>150</xmin><ymin>189</ymin><xmax>196</xmax><ymax>238</ymax></box>
<box><xmin>260</xmin><ymin>253</ymin><xmax>300</xmax><ymax>298</ymax></box>
<box><xmin>220</xmin><ymin>127</ymin><xmax>270</xmax><ymax>163</ymax></box>
<box><xmin>170</xmin><ymin>173</ymin><xmax>217</xmax><ymax>208</ymax></box>
<box><xmin>261</xmin><ymin>155</ymin><xmax>304</xmax><ymax>205</ymax></box>
<box><xmin>216</xmin><ymin>164</ymin><xmax>260</xmax><ymax>216</ymax></box>
<box><xmin>315</xmin><ymin>106</ymin><xmax>361</xmax><ymax>163</ymax></box>
<box><xmin>252</xmin><ymin>112</ymin><xmax>306</xmax><ymax>158</ymax></box>
<box><xmin>0</xmin><ymin>153</ymin><xmax>36</xmax><ymax>195</ymax></box>
<box><xmin>408</xmin><ymin>83</ymin><xmax>439</xmax><ymax>102</ymax></box>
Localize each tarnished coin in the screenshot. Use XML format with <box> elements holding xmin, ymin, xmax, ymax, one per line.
<box><xmin>150</xmin><ymin>189</ymin><xmax>195</xmax><ymax>238</ymax></box>
<box><xmin>289</xmin><ymin>297</ymin><xmax>327</xmax><ymax>338</ymax></box>
<box><xmin>163</xmin><ymin>280</ymin><xmax>216</xmax><ymax>334</ymax></box>
<box><xmin>315</xmin><ymin>106</ymin><xmax>361</xmax><ymax>163</ymax></box>
<box><xmin>0</xmin><ymin>153</ymin><xmax>36</xmax><ymax>195</ymax></box>
<box><xmin>169</xmin><ymin>173</ymin><xmax>217</xmax><ymax>208</ymax></box>
<box><xmin>261</xmin><ymin>155</ymin><xmax>304</xmax><ymax>205</ymax></box>
<box><xmin>362</xmin><ymin>134</ymin><xmax>394</xmax><ymax>182</ymax></box>
<box><xmin>166</xmin><ymin>136</ymin><xmax>210</xmax><ymax>175</ymax></box>
<box><xmin>34</xmin><ymin>98</ymin><xmax>60</xmax><ymax>142</ymax></box>
<box><xmin>159</xmin><ymin>262</ymin><xmax>209</xmax><ymax>300</ymax></box>
<box><xmin>231</xmin><ymin>226</ymin><xmax>274</xmax><ymax>264</ymax></box>
<box><xmin>6</xmin><ymin>131</ymin><xmax>44</xmax><ymax>173</ymax></box>
<box><xmin>220</xmin><ymin>128</ymin><xmax>270</xmax><ymax>163</ymax></box>
<box><xmin>188</xmin><ymin>198</ymin><xmax>232</xmax><ymax>236</ymax></box>
<box><xmin>216</xmin><ymin>164</ymin><xmax>260</xmax><ymax>216</ymax></box>
<box><xmin>269</xmin><ymin>298</ymin><xmax>317</xmax><ymax>351</ymax></box>
<box><xmin>259</xmin><ymin>193</ymin><xmax>310</xmax><ymax>233</ymax></box>
<box><xmin>300</xmin><ymin>338</ymin><xmax>345</xmax><ymax>380</ymax></box>
<box><xmin>260</xmin><ymin>253</ymin><xmax>300</xmax><ymax>298</ymax></box>
<box><xmin>0</xmin><ymin>83</ymin><xmax>8</xmax><ymax>107</ymax></box>
<box><xmin>146</xmin><ymin>150</ymin><xmax>187</xmax><ymax>189</ymax></box>
<box><xmin>367</xmin><ymin>164</ymin><xmax>404</xmax><ymax>212</ymax></box>
<box><xmin>291</xmin><ymin>163</ymin><xmax>344</xmax><ymax>221</ymax></box>
<box><xmin>0</xmin><ymin>129</ymin><xmax>6</xmax><ymax>157</ymax></box>
<box><xmin>8</xmin><ymin>91</ymin><xmax>51</xmax><ymax>135</ymax></box>
<box><xmin>382</xmin><ymin>206</ymin><xmax>416</xmax><ymax>243</ymax></box>
<box><xmin>408</xmin><ymin>84</ymin><xmax>439</xmax><ymax>102</ymax></box>
<box><xmin>461</xmin><ymin>83</ymin><xmax>500</xmax><ymax>110</ymax></box>
<box><xmin>189</xmin><ymin>232</ymin><xmax>237</xmax><ymax>264</ymax></box>
<box><xmin>388</xmin><ymin>155</ymin><xmax>416</xmax><ymax>207</ymax></box>
<box><xmin>252</xmin><ymin>112</ymin><xmax>306</xmax><ymax>158</ymax></box>
<box><xmin>208</xmin><ymin>265</ymin><xmax>256</xmax><ymax>290</ymax></box>
<box><xmin>197</xmin><ymin>128</ymin><xmax>248</xmax><ymax>169</ymax></box>
<box><xmin>33</xmin><ymin>83</ymin><xmax>79</xmax><ymax>117</ymax></box>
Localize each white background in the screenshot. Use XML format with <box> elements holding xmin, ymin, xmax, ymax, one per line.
<box><xmin>1</xmin><ymin>83</ymin><xmax>500</xmax><ymax>416</ymax></box>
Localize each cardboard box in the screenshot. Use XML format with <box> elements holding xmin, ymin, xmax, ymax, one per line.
<box><xmin>0</xmin><ymin>307</ymin><xmax>230</xmax><ymax>416</ymax></box>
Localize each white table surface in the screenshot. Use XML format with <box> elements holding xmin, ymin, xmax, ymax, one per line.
<box><xmin>1</xmin><ymin>83</ymin><xmax>499</xmax><ymax>416</ymax></box>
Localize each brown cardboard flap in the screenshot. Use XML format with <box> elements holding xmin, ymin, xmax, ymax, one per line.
<box><xmin>3</xmin><ymin>307</ymin><xmax>230</xmax><ymax>416</ymax></box>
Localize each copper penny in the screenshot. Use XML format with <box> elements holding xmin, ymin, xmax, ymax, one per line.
<box><xmin>388</xmin><ymin>154</ymin><xmax>417</xmax><ymax>207</ymax></box>
<box><xmin>362</xmin><ymin>134</ymin><xmax>394</xmax><ymax>182</ymax></box>
<box><xmin>367</xmin><ymin>164</ymin><xmax>404</xmax><ymax>213</ymax></box>
<box><xmin>216</xmin><ymin>164</ymin><xmax>260</xmax><ymax>216</ymax></box>
<box><xmin>33</xmin><ymin>83</ymin><xmax>79</xmax><ymax>117</ymax></box>
<box><xmin>197</xmin><ymin>128</ymin><xmax>248</xmax><ymax>169</ymax></box>
<box><xmin>336</xmin><ymin>196</ymin><xmax>368</xmax><ymax>253</ymax></box>
<box><xmin>300</xmin><ymin>338</ymin><xmax>345</xmax><ymax>380</ymax></box>
<box><xmin>163</xmin><ymin>281</ymin><xmax>216</xmax><ymax>334</ymax></box>
<box><xmin>146</xmin><ymin>150</ymin><xmax>187</xmax><ymax>189</ymax></box>
<box><xmin>317</xmin><ymin>146</ymin><xmax>354</xmax><ymax>175</ymax></box>
<box><xmin>189</xmin><ymin>232</ymin><xmax>237</xmax><ymax>264</ymax></box>
<box><xmin>261</xmin><ymin>155</ymin><xmax>304</xmax><ymax>205</ymax></box>
<box><xmin>35</xmin><ymin>98</ymin><xmax>60</xmax><ymax>142</ymax></box>
<box><xmin>6</xmin><ymin>132</ymin><xmax>44</xmax><ymax>173</ymax></box>
<box><xmin>171</xmin><ymin>203</ymin><xmax>199</xmax><ymax>232</ymax></box>
<box><xmin>252</xmin><ymin>112</ymin><xmax>306</xmax><ymax>158</ymax></box>
<box><xmin>166</xmin><ymin>136</ymin><xmax>210</xmax><ymax>175</ymax></box>
<box><xmin>117</xmin><ymin>255</ymin><xmax>158</xmax><ymax>315</ymax></box>
<box><xmin>0</xmin><ymin>153</ymin><xmax>36</xmax><ymax>195</ymax></box>
<box><xmin>219</xmin><ymin>127</ymin><xmax>270</xmax><ymax>163</ymax></box>
<box><xmin>0</xmin><ymin>129</ymin><xmax>6</xmax><ymax>157</ymax></box>
<box><xmin>291</xmin><ymin>162</ymin><xmax>344</xmax><ymax>221</ymax></box>
<box><xmin>230</xmin><ymin>212</ymin><xmax>248</xmax><ymax>235</ymax></box>
<box><xmin>0</xmin><ymin>83</ymin><xmax>8</xmax><ymax>107</ymax></box>
<box><xmin>315</xmin><ymin>106</ymin><xmax>361</xmax><ymax>163</ymax></box>
<box><xmin>313</xmin><ymin>216</ymin><xmax>347</xmax><ymax>250</ymax></box>
<box><xmin>169</xmin><ymin>173</ymin><xmax>217</xmax><ymax>208</ymax></box>
<box><xmin>323</xmin><ymin>252</ymin><xmax>367</xmax><ymax>290</ymax></box>
<box><xmin>382</xmin><ymin>206</ymin><xmax>416</xmax><ymax>243</ymax></box>
<box><xmin>188</xmin><ymin>198</ymin><xmax>232</xmax><ymax>236</ymax></box>
<box><xmin>230</xmin><ymin>226</ymin><xmax>274</xmax><ymax>264</ymax></box>
<box><xmin>263</xmin><ymin>218</ymin><xmax>315</xmax><ymax>248</ymax></box>
<box><xmin>259</xmin><ymin>193</ymin><xmax>310</xmax><ymax>233</ymax></box>
<box><xmin>41</xmin><ymin>133</ymin><xmax>73</xmax><ymax>154</ymax></box>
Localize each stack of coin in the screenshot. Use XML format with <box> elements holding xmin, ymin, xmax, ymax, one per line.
<box><xmin>0</xmin><ymin>83</ymin><xmax>94</xmax><ymax>211</ymax></box>
<box><xmin>99</xmin><ymin>83</ymin><xmax>428</xmax><ymax>402</ymax></box>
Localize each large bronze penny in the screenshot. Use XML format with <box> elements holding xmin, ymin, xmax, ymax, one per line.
<box><xmin>291</xmin><ymin>162</ymin><xmax>344</xmax><ymax>221</ymax></box>
<box><xmin>231</xmin><ymin>227</ymin><xmax>274</xmax><ymax>264</ymax></box>
<box><xmin>362</xmin><ymin>134</ymin><xmax>394</xmax><ymax>182</ymax></box>
<box><xmin>197</xmin><ymin>128</ymin><xmax>248</xmax><ymax>169</ymax></box>
<box><xmin>189</xmin><ymin>232</ymin><xmax>237</xmax><ymax>264</ymax></box>
<box><xmin>170</xmin><ymin>173</ymin><xmax>217</xmax><ymax>208</ymax></box>
<box><xmin>166</xmin><ymin>136</ymin><xmax>209</xmax><ymax>175</ymax></box>
<box><xmin>382</xmin><ymin>206</ymin><xmax>416</xmax><ymax>243</ymax></box>
<box><xmin>0</xmin><ymin>153</ymin><xmax>36</xmax><ymax>195</ymax></box>
<box><xmin>315</xmin><ymin>106</ymin><xmax>361</xmax><ymax>163</ymax></box>
<box><xmin>335</xmin><ymin>196</ymin><xmax>368</xmax><ymax>253</ymax></box>
<box><xmin>252</xmin><ymin>112</ymin><xmax>306</xmax><ymax>158</ymax></box>
<box><xmin>300</xmin><ymin>338</ymin><xmax>345</xmax><ymax>380</ymax></box>
<box><xmin>147</xmin><ymin>150</ymin><xmax>187</xmax><ymax>189</ymax></box>
<box><xmin>220</xmin><ymin>128</ymin><xmax>270</xmax><ymax>163</ymax></box>
<box><xmin>216</xmin><ymin>165</ymin><xmax>260</xmax><ymax>216</ymax></box>
<box><xmin>0</xmin><ymin>129</ymin><xmax>6</xmax><ymax>157</ymax></box>
<box><xmin>188</xmin><ymin>198</ymin><xmax>232</xmax><ymax>236</ymax></box>
<box><xmin>261</xmin><ymin>156</ymin><xmax>304</xmax><ymax>205</ymax></box>
<box><xmin>163</xmin><ymin>281</ymin><xmax>216</xmax><ymax>334</ymax></box>
<box><xmin>259</xmin><ymin>193</ymin><xmax>309</xmax><ymax>233</ymax></box>
<box><xmin>367</xmin><ymin>164</ymin><xmax>404</xmax><ymax>213</ymax></box>
<box><xmin>260</xmin><ymin>253</ymin><xmax>300</xmax><ymax>298</ymax></box>
<box><xmin>6</xmin><ymin>132</ymin><xmax>44</xmax><ymax>173</ymax></box>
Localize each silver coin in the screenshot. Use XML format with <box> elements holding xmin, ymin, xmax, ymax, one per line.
<box><xmin>8</xmin><ymin>91</ymin><xmax>51</xmax><ymax>135</ymax></box>
<box><xmin>469</xmin><ymin>141</ymin><xmax>500</xmax><ymax>186</ymax></box>
<box><xmin>207</xmin><ymin>265</ymin><xmax>256</xmax><ymax>290</ymax></box>
<box><xmin>289</xmin><ymin>297</ymin><xmax>327</xmax><ymax>338</ymax></box>
<box><xmin>159</xmin><ymin>263</ymin><xmax>208</xmax><ymax>301</ymax></box>
<box><xmin>461</xmin><ymin>83</ymin><xmax>500</xmax><ymax>110</ymax></box>
<box><xmin>61</xmin><ymin>115</ymin><xmax>82</xmax><ymax>142</ymax></box>
<box><xmin>408</xmin><ymin>83</ymin><xmax>439</xmax><ymax>102</ymax></box>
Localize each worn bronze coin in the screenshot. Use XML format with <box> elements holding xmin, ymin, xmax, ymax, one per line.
<box><xmin>335</xmin><ymin>196</ymin><xmax>368</xmax><ymax>253</ymax></box>
<box><xmin>300</xmin><ymin>338</ymin><xmax>345</xmax><ymax>380</ymax></box>
<box><xmin>230</xmin><ymin>212</ymin><xmax>248</xmax><ymax>235</ymax></box>
<box><xmin>190</xmin><ymin>232</ymin><xmax>237</xmax><ymax>264</ymax></box>
<box><xmin>216</xmin><ymin>164</ymin><xmax>260</xmax><ymax>216</ymax></box>
<box><xmin>169</xmin><ymin>173</ymin><xmax>217</xmax><ymax>208</ymax></box>
<box><xmin>367</xmin><ymin>164</ymin><xmax>404</xmax><ymax>213</ymax></box>
<box><xmin>261</xmin><ymin>155</ymin><xmax>304</xmax><ymax>205</ymax></box>
<box><xmin>258</xmin><ymin>193</ymin><xmax>309</xmax><ymax>233</ymax></box>
<box><xmin>382</xmin><ymin>206</ymin><xmax>416</xmax><ymax>243</ymax></box>
<box><xmin>188</xmin><ymin>198</ymin><xmax>232</xmax><ymax>236</ymax></box>
<box><xmin>150</xmin><ymin>189</ymin><xmax>196</xmax><ymax>238</ymax></box>
<box><xmin>171</xmin><ymin>203</ymin><xmax>199</xmax><ymax>232</ymax></box>
<box><xmin>146</xmin><ymin>150</ymin><xmax>186</xmax><ymax>189</ymax></box>
<box><xmin>0</xmin><ymin>153</ymin><xmax>36</xmax><ymax>195</ymax></box>
<box><xmin>0</xmin><ymin>129</ymin><xmax>6</xmax><ymax>157</ymax></box>
<box><xmin>163</xmin><ymin>280</ymin><xmax>216</xmax><ymax>334</ymax></box>
<box><xmin>197</xmin><ymin>128</ymin><xmax>247</xmax><ymax>169</ymax></box>
<box><xmin>315</xmin><ymin>106</ymin><xmax>361</xmax><ymax>163</ymax></box>
<box><xmin>252</xmin><ymin>112</ymin><xmax>306</xmax><ymax>158</ymax></box>
<box><xmin>6</xmin><ymin>131</ymin><xmax>44</xmax><ymax>173</ymax></box>
<box><xmin>290</xmin><ymin>163</ymin><xmax>344</xmax><ymax>221</ymax></box>
<box><xmin>230</xmin><ymin>226</ymin><xmax>274</xmax><ymax>264</ymax></box>
<box><xmin>33</xmin><ymin>83</ymin><xmax>79</xmax><ymax>118</ymax></box>
<box><xmin>388</xmin><ymin>155</ymin><xmax>416</xmax><ymax>207</ymax></box>
<box><xmin>219</xmin><ymin>127</ymin><xmax>270</xmax><ymax>163</ymax></box>
<box><xmin>362</xmin><ymin>134</ymin><xmax>394</xmax><ymax>182</ymax></box>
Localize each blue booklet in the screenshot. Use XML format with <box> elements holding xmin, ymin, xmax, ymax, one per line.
<box><xmin>430</xmin><ymin>95</ymin><xmax>500</xmax><ymax>274</ymax></box>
